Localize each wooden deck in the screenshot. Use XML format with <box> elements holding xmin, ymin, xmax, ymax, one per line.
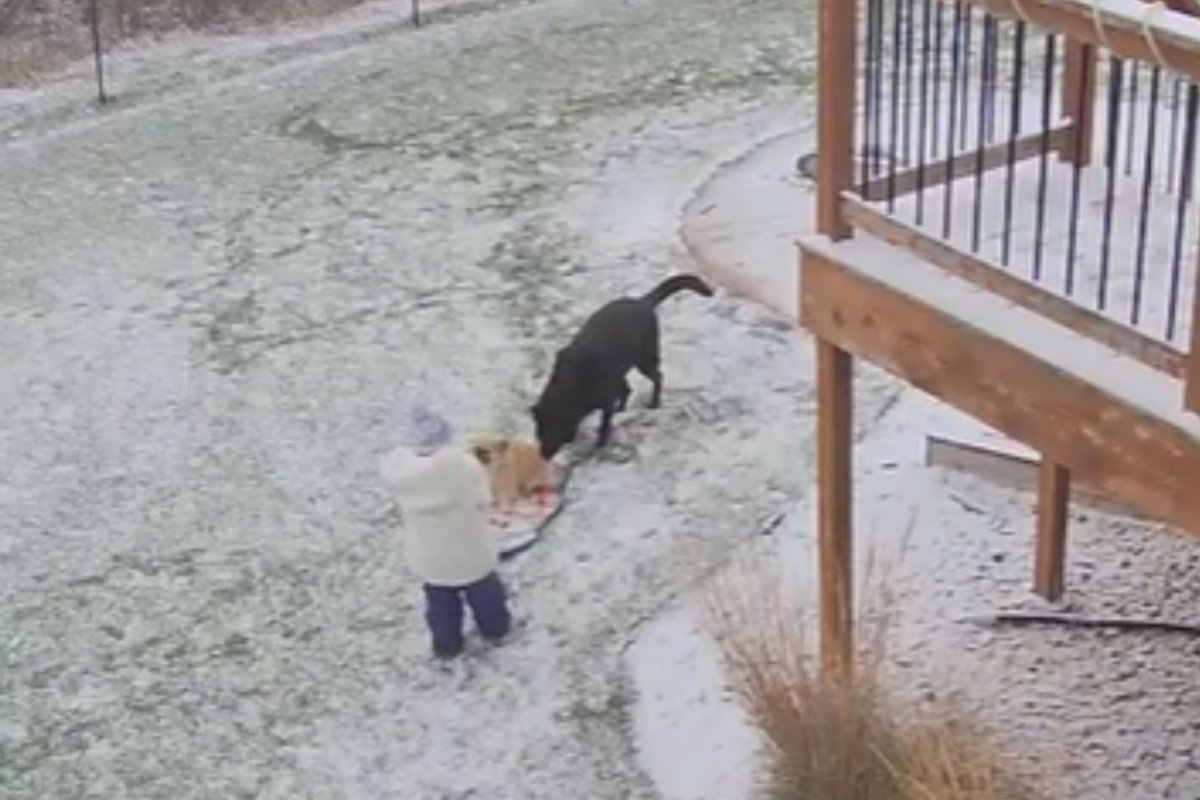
<box><xmin>799</xmin><ymin>232</ymin><xmax>1200</xmax><ymax>535</ymax></box>
<box><xmin>807</xmin><ymin>0</ymin><xmax>1200</xmax><ymax>678</ymax></box>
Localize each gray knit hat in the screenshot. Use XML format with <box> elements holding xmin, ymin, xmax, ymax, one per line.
<box><xmin>397</xmin><ymin>399</ymin><xmax>454</xmax><ymax>450</ymax></box>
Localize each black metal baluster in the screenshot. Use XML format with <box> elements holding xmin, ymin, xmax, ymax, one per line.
<box><xmin>1166</xmin><ymin>84</ymin><xmax>1198</xmax><ymax>341</ymax></box>
<box><xmin>862</xmin><ymin>0</ymin><xmax>880</xmax><ymax>193</ymax></box>
<box><xmin>916</xmin><ymin>0</ymin><xmax>933</xmax><ymax>225</ymax></box>
<box><xmin>1002</xmin><ymin>21</ymin><xmax>1027</xmax><ymax>267</ymax></box>
<box><xmin>943</xmin><ymin>2</ymin><xmax>966</xmax><ymax>238</ymax></box>
<box><xmin>1064</xmin><ymin>44</ymin><xmax>1093</xmax><ymax>297</ymax></box>
<box><xmin>1097</xmin><ymin>55</ymin><xmax>1124</xmax><ymax>311</ymax></box>
<box><xmin>888</xmin><ymin>0</ymin><xmax>905</xmax><ymax>210</ymax></box>
<box><xmin>1033</xmin><ymin>33</ymin><xmax>1057</xmax><ymax>282</ymax></box>
<box><xmin>959</xmin><ymin>5</ymin><xmax>974</xmax><ymax>149</ymax></box>
<box><xmin>1131</xmin><ymin>66</ymin><xmax>1162</xmax><ymax>327</ymax></box>
<box><xmin>971</xmin><ymin>15</ymin><xmax>995</xmax><ymax>253</ymax></box>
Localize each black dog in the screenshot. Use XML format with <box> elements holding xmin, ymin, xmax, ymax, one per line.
<box><xmin>530</xmin><ymin>273</ymin><xmax>714</xmax><ymax>460</ymax></box>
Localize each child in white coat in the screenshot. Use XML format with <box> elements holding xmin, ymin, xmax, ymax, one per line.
<box><xmin>380</xmin><ymin>401</ymin><xmax>512</xmax><ymax>659</ymax></box>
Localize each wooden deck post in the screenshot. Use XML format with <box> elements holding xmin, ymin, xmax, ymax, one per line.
<box><xmin>1034</xmin><ymin>459</ymin><xmax>1071</xmax><ymax>601</ymax></box>
<box><xmin>1061</xmin><ymin>40</ymin><xmax>1096</xmax><ymax>166</ymax></box>
<box><xmin>817</xmin><ymin>341</ymin><xmax>854</xmax><ymax>678</ymax></box>
<box><xmin>812</xmin><ymin>0</ymin><xmax>857</xmax><ymax>680</ymax></box>
<box><xmin>815</xmin><ymin>0</ymin><xmax>856</xmax><ymax>239</ymax></box>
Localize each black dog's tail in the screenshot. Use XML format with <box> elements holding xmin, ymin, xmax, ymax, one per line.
<box><xmin>640</xmin><ymin>273</ymin><xmax>714</xmax><ymax>307</ymax></box>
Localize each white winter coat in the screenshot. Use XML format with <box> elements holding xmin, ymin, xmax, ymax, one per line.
<box><xmin>380</xmin><ymin>445</ymin><xmax>498</xmax><ymax>587</ymax></box>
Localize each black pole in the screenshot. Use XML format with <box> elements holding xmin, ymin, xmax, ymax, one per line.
<box><xmin>1097</xmin><ymin>56</ymin><xmax>1124</xmax><ymax>311</ymax></box>
<box><xmin>959</xmin><ymin>5</ymin><xmax>974</xmax><ymax>149</ymax></box>
<box><xmin>943</xmin><ymin>2</ymin><xmax>965</xmax><ymax>239</ymax></box>
<box><xmin>861</xmin><ymin>0</ymin><xmax>880</xmax><ymax>193</ymax></box>
<box><xmin>411</xmin><ymin>0</ymin><xmax>421</xmax><ymax>27</ymax></box>
<box><xmin>89</xmin><ymin>0</ymin><xmax>108</xmax><ymax>105</ymax></box>
<box><xmin>1001</xmin><ymin>21</ymin><xmax>1026</xmax><ymax>266</ymax></box>
<box><xmin>1064</xmin><ymin>44</ymin><xmax>1092</xmax><ymax>297</ymax></box>
<box><xmin>1168</xmin><ymin>77</ymin><xmax>1182</xmax><ymax>191</ymax></box>
<box><xmin>970</xmin><ymin>15</ymin><xmax>994</xmax><ymax>253</ymax></box>
<box><xmin>1131</xmin><ymin>66</ymin><xmax>1161</xmax><ymax>327</ymax></box>
<box><xmin>902</xmin><ymin>0</ymin><xmax>916</xmax><ymax>168</ymax></box>
<box><xmin>1124</xmin><ymin>61</ymin><xmax>1139</xmax><ymax>176</ymax></box>
<box><xmin>915</xmin><ymin>0</ymin><xmax>933</xmax><ymax>225</ymax></box>
<box><xmin>887</xmin><ymin>0</ymin><xmax>904</xmax><ymax>211</ymax></box>
<box><xmin>983</xmin><ymin>16</ymin><xmax>998</xmax><ymax>143</ymax></box>
<box><xmin>1166</xmin><ymin>84</ymin><xmax>1198</xmax><ymax>341</ymax></box>
<box><xmin>931</xmin><ymin>0</ymin><xmax>945</xmax><ymax>160</ymax></box>
<box><xmin>871</xmin><ymin>0</ymin><xmax>885</xmax><ymax>176</ymax></box>
<box><xmin>1032</xmin><ymin>33</ymin><xmax>1056</xmax><ymax>282</ymax></box>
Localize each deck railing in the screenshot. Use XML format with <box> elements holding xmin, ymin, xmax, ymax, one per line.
<box><xmin>816</xmin><ymin>0</ymin><xmax>1200</xmax><ymax>414</ymax></box>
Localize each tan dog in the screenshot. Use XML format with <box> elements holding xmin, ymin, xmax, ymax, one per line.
<box><xmin>468</xmin><ymin>433</ymin><xmax>556</xmax><ymax>519</ymax></box>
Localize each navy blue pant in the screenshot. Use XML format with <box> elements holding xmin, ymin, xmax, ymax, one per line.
<box><xmin>423</xmin><ymin>572</ymin><xmax>511</xmax><ymax>658</ymax></box>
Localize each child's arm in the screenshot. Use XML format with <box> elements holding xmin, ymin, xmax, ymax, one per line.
<box><xmin>465</xmin><ymin>455</ymin><xmax>493</xmax><ymax>512</ymax></box>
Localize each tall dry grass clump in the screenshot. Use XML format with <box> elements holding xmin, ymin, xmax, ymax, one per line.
<box><xmin>701</xmin><ymin>555</ymin><xmax>1039</xmax><ymax>800</ymax></box>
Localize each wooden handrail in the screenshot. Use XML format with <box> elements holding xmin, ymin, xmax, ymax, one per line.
<box><xmin>951</xmin><ymin>0</ymin><xmax>1200</xmax><ymax>82</ymax></box>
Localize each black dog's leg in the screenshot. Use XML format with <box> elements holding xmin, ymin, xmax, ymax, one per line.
<box><xmin>595</xmin><ymin>402</ymin><xmax>615</xmax><ymax>450</ymax></box>
<box><xmin>644</xmin><ymin>367</ymin><xmax>662</xmax><ymax>409</ymax></box>
<box><xmin>637</xmin><ymin>348</ymin><xmax>662</xmax><ymax>409</ymax></box>
<box><xmin>616</xmin><ymin>377</ymin><xmax>632</xmax><ymax>412</ymax></box>
<box><xmin>636</xmin><ymin>319</ymin><xmax>663</xmax><ymax>409</ymax></box>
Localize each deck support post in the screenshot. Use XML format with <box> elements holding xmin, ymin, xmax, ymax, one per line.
<box><xmin>816</xmin><ymin>339</ymin><xmax>854</xmax><ymax>680</ymax></box>
<box><xmin>1062</xmin><ymin>40</ymin><xmax>1096</xmax><ymax>167</ymax></box>
<box><xmin>815</xmin><ymin>0</ymin><xmax>856</xmax><ymax>240</ymax></box>
<box><xmin>1034</xmin><ymin>459</ymin><xmax>1071</xmax><ymax>601</ymax></box>
<box><xmin>812</xmin><ymin>0</ymin><xmax>857</xmax><ymax>681</ymax></box>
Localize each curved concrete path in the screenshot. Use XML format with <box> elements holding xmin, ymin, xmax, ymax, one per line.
<box><xmin>680</xmin><ymin>127</ymin><xmax>814</xmax><ymax>322</ymax></box>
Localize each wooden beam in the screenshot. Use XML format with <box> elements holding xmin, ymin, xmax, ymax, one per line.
<box><xmin>841</xmin><ymin>195</ymin><xmax>1188</xmax><ymax>378</ymax></box>
<box><xmin>1061</xmin><ymin>41</ymin><xmax>1097</xmax><ymax>166</ymax></box>
<box><xmin>862</xmin><ymin>125</ymin><xmax>1073</xmax><ymax>202</ymax></box>
<box><xmin>1034</xmin><ymin>459</ymin><xmax>1071</xmax><ymax>601</ymax></box>
<box><xmin>925</xmin><ymin>433</ymin><xmax>1148</xmax><ymax>519</ymax></box>
<box><xmin>953</xmin><ymin>0</ymin><xmax>1200</xmax><ymax>84</ymax></box>
<box><xmin>798</xmin><ymin>242</ymin><xmax>1200</xmax><ymax>536</ymax></box>
<box><xmin>816</xmin><ymin>0</ymin><xmax>856</xmax><ymax>238</ymax></box>
<box><xmin>816</xmin><ymin>336</ymin><xmax>854</xmax><ymax>680</ymax></box>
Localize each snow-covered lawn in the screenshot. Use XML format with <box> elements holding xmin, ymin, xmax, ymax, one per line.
<box><xmin>0</xmin><ymin>0</ymin><xmax>866</xmax><ymax>797</ymax></box>
<box><xmin>4</xmin><ymin>0</ymin><xmax>1199</xmax><ymax>798</ymax></box>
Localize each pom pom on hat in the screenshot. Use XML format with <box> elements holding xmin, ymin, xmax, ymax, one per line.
<box><xmin>397</xmin><ymin>399</ymin><xmax>454</xmax><ymax>450</ymax></box>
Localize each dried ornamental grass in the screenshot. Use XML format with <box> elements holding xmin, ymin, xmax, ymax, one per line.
<box><xmin>701</xmin><ymin>552</ymin><xmax>1039</xmax><ymax>800</ymax></box>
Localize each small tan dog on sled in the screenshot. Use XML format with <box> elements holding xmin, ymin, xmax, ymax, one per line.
<box><xmin>468</xmin><ymin>433</ymin><xmax>558</xmax><ymax>522</ymax></box>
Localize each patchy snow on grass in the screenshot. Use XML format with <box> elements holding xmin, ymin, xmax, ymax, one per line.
<box><xmin>1</xmin><ymin>1</ymin><xmax>850</xmax><ymax>798</ymax></box>
<box><xmin>6</xmin><ymin>0</ymin><xmax>1198</xmax><ymax>797</ymax></box>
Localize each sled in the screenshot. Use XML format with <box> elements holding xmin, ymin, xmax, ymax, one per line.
<box><xmin>497</xmin><ymin>462</ymin><xmax>575</xmax><ymax>561</ymax></box>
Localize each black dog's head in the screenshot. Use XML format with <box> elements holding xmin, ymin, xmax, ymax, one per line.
<box><xmin>530</xmin><ymin>399</ymin><xmax>578</xmax><ymax>461</ymax></box>
<box><xmin>530</xmin><ymin>349</ymin><xmax>585</xmax><ymax>460</ymax></box>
